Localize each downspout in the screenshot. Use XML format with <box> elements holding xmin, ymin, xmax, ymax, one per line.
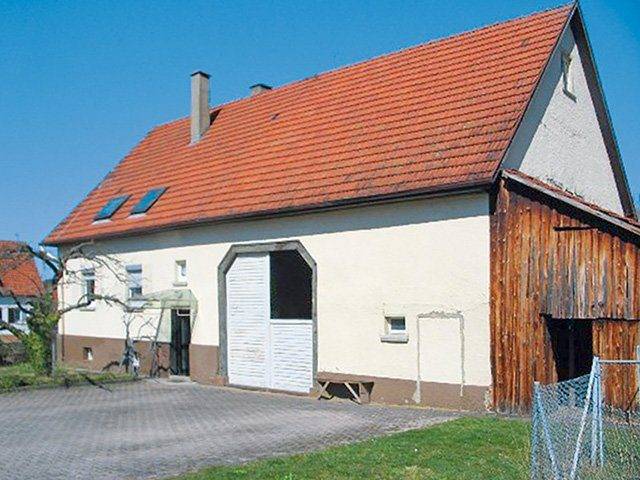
<box><xmin>59</xmin><ymin>272</ymin><xmax>66</xmax><ymax>364</ymax></box>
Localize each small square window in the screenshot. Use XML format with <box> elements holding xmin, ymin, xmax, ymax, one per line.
<box><xmin>174</xmin><ymin>260</ymin><xmax>187</xmax><ymax>285</ymax></box>
<box><xmin>83</xmin><ymin>347</ymin><xmax>93</xmax><ymax>361</ymax></box>
<box><xmin>381</xmin><ymin>316</ymin><xmax>408</xmax><ymax>343</ymax></box>
<box><xmin>387</xmin><ymin>317</ymin><xmax>406</xmax><ymax>334</ymax></box>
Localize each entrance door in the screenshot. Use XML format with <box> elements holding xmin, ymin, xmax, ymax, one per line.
<box><xmin>170</xmin><ymin>309</ymin><xmax>191</xmax><ymax>375</ymax></box>
<box><xmin>226</xmin><ymin>251</ymin><xmax>313</xmax><ymax>393</ymax></box>
<box><xmin>547</xmin><ymin>318</ymin><xmax>593</xmax><ymax>381</ymax></box>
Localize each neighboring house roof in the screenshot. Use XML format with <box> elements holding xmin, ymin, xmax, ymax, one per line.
<box><xmin>0</xmin><ymin>242</ymin><xmax>44</xmax><ymax>298</ymax></box>
<box><xmin>47</xmin><ymin>4</ymin><xmax>619</xmax><ymax>245</ymax></box>
<box><xmin>502</xmin><ymin>169</ymin><xmax>640</xmax><ymax>239</ymax></box>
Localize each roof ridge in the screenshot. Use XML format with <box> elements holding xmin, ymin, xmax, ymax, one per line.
<box><xmin>151</xmin><ymin>3</ymin><xmax>574</xmax><ymax>131</ymax></box>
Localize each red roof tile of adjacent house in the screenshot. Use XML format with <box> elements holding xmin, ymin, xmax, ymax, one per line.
<box><xmin>0</xmin><ymin>242</ymin><xmax>44</xmax><ymax>297</ymax></box>
<box><xmin>46</xmin><ymin>4</ymin><xmax>574</xmax><ymax>245</ymax></box>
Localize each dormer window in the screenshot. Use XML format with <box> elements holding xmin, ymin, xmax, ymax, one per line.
<box><xmin>131</xmin><ymin>188</ymin><xmax>166</xmax><ymax>215</ymax></box>
<box><xmin>94</xmin><ymin>195</ymin><xmax>129</xmax><ymax>221</ymax></box>
<box><xmin>562</xmin><ymin>51</ymin><xmax>575</xmax><ymax>99</ymax></box>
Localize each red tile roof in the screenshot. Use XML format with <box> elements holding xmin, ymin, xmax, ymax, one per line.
<box><xmin>0</xmin><ymin>242</ymin><xmax>44</xmax><ymax>297</ymax></box>
<box><xmin>46</xmin><ymin>4</ymin><xmax>574</xmax><ymax>245</ymax></box>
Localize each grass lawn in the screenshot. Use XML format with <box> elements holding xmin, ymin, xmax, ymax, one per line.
<box><xmin>172</xmin><ymin>417</ymin><xmax>530</xmax><ymax>480</ymax></box>
<box><xmin>0</xmin><ymin>363</ymin><xmax>135</xmax><ymax>391</ymax></box>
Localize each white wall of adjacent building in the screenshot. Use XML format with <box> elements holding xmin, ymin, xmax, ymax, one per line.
<box><xmin>503</xmin><ymin>27</ymin><xmax>624</xmax><ymax>214</ymax></box>
<box><xmin>59</xmin><ymin>192</ymin><xmax>492</xmax><ymax>387</ymax></box>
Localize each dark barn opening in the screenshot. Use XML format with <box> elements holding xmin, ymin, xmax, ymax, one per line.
<box><xmin>270</xmin><ymin>250</ymin><xmax>312</xmax><ymax>319</ymax></box>
<box><xmin>546</xmin><ymin>318</ymin><xmax>593</xmax><ymax>381</ymax></box>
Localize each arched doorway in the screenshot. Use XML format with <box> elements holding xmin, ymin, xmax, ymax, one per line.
<box><xmin>218</xmin><ymin>241</ymin><xmax>317</xmax><ymax>393</ymax></box>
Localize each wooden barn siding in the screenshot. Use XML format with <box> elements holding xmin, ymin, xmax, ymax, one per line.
<box><xmin>490</xmin><ymin>179</ymin><xmax>640</xmax><ymax>412</ymax></box>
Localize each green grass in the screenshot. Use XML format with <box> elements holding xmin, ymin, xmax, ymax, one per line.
<box><xmin>171</xmin><ymin>417</ymin><xmax>531</xmax><ymax>480</ymax></box>
<box><xmin>0</xmin><ymin>363</ymin><xmax>135</xmax><ymax>391</ymax></box>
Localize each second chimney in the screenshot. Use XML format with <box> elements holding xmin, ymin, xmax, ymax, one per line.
<box><xmin>190</xmin><ymin>71</ymin><xmax>210</xmax><ymax>144</ymax></box>
<box><xmin>250</xmin><ymin>83</ymin><xmax>272</xmax><ymax>96</ymax></box>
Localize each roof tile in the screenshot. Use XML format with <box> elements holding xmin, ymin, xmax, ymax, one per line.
<box><xmin>46</xmin><ymin>4</ymin><xmax>573</xmax><ymax>244</ymax></box>
<box><xmin>0</xmin><ymin>242</ymin><xmax>44</xmax><ymax>298</ymax></box>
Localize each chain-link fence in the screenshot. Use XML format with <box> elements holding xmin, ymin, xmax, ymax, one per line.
<box><xmin>531</xmin><ymin>357</ymin><xmax>639</xmax><ymax>479</ymax></box>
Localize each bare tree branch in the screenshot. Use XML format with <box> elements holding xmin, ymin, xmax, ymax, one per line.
<box><xmin>58</xmin><ymin>293</ymin><xmax>131</xmax><ymax>316</ymax></box>
<box><xmin>5</xmin><ymin>290</ymin><xmax>33</xmax><ymax>315</ymax></box>
<box><xmin>0</xmin><ymin>241</ymin><xmax>134</xmax><ymax>373</ymax></box>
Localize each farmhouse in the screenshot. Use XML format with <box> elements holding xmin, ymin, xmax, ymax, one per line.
<box><xmin>46</xmin><ymin>4</ymin><xmax>639</xmax><ymax>412</ymax></box>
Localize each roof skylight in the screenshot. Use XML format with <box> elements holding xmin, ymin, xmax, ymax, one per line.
<box><xmin>94</xmin><ymin>195</ymin><xmax>129</xmax><ymax>221</ymax></box>
<box><xmin>130</xmin><ymin>188</ymin><xmax>166</xmax><ymax>215</ymax></box>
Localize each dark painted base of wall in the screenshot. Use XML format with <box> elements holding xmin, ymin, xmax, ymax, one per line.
<box><xmin>317</xmin><ymin>371</ymin><xmax>489</xmax><ymax>411</ymax></box>
<box><xmin>189</xmin><ymin>344</ymin><xmax>219</xmax><ymax>383</ymax></box>
<box><xmin>57</xmin><ymin>334</ymin><xmax>170</xmax><ymax>377</ymax></box>
<box><xmin>57</xmin><ymin>334</ymin><xmax>488</xmax><ymax>410</ymax></box>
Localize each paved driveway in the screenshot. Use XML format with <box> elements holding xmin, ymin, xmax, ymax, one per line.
<box><xmin>0</xmin><ymin>380</ymin><xmax>455</xmax><ymax>479</ymax></box>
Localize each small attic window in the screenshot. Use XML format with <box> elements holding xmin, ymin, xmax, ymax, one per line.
<box><xmin>131</xmin><ymin>188</ymin><xmax>166</xmax><ymax>215</ymax></box>
<box><xmin>94</xmin><ymin>195</ymin><xmax>129</xmax><ymax>221</ymax></box>
<box><xmin>562</xmin><ymin>51</ymin><xmax>575</xmax><ymax>99</ymax></box>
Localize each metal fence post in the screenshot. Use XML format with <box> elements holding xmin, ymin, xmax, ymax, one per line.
<box><xmin>589</xmin><ymin>358</ymin><xmax>603</xmax><ymax>467</ymax></box>
<box><xmin>530</xmin><ymin>391</ymin><xmax>539</xmax><ymax>480</ymax></box>
<box><xmin>597</xmin><ymin>359</ymin><xmax>604</xmax><ymax>467</ymax></box>
<box><xmin>590</xmin><ymin>360</ymin><xmax>598</xmax><ymax>466</ymax></box>
<box><xmin>569</xmin><ymin>356</ymin><xmax>598</xmax><ymax>480</ymax></box>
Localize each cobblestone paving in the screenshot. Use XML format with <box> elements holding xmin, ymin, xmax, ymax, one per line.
<box><xmin>0</xmin><ymin>380</ymin><xmax>456</xmax><ymax>479</ymax></box>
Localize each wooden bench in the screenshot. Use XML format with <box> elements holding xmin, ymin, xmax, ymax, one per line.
<box><xmin>316</xmin><ymin>376</ymin><xmax>374</xmax><ymax>404</ymax></box>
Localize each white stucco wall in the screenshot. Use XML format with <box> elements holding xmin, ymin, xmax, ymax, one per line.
<box><xmin>503</xmin><ymin>27</ymin><xmax>623</xmax><ymax>214</ymax></box>
<box><xmin>59</xmin><ymin>193</ymin><xmax>491</xmax><ymax>387</ymax></box>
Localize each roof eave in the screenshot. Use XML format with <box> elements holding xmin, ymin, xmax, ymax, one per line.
<box><xmin>44</xmin><ymin>177</ymin><xmax>492</xmax><ymax>246</ymax></box>
<box><xmin>502</xmin><ymin>169</ymin><xmax>640</xmax><ymax>238</ymax></box>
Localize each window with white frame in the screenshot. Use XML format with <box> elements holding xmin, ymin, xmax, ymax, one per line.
<box><xmin>381</xmin><ymin>315</ymin><xmax>408</xmax><ymax>343</ymax></box>
<box><xmin>174</xmin><ymin>260</ymin><xmax>187</xmax><ymax>285</ymax></box>
<box><xmin>386</xmin><ymin>316</ymin><xmax>406</xmax><ymax>335</ymax></box>
<box><xmin>562</xmin><ymin>51</ymin><xmax>575</xmax><ymax>98</ymax></box>
<box><xmin>7</xmin><ymin>307</ymin><xmax>21</xmax><ymax>324</ymax></box>
<box><xmin>82</xmin><ymin>268</ymin><xmax>96</xmax><ymax>305</ymax></box>
<box><xmin>126</xmin><ymin>265</ymin><xmax>143</xmax><ymax>299</ymax></box>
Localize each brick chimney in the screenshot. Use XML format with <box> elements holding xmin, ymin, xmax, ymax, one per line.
<box><xmin>190</xmin><ymin>71</ymin><xmax>210</xmax><ymax>144</ymax></box>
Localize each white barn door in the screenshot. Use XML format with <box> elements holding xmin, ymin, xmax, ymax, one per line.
<box><xmin>270</xmin><ymin>319</ymin><xmax>313</xmax><ymax>392</ymax></box>
<box><xmin>226</xmin><ymin>252</ymin><xmax>313</xmax><ymax>393</ymax></box>
<box><xmin>226</xmin><ymin>253</ymin><xmax>270</xmax><ymax>388</ymax></box>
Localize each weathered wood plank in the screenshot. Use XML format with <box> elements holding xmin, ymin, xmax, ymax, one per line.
<box><xmin>490</xmin><ymin>180</ymin><xmax>640</xmax><ymax>411</ymax></box>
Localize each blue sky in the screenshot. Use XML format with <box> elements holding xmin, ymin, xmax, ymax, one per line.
<box><xmin>1</xmin><ymin>0</ymin><xmax>638</xmax><ymax>245</ymax></box>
